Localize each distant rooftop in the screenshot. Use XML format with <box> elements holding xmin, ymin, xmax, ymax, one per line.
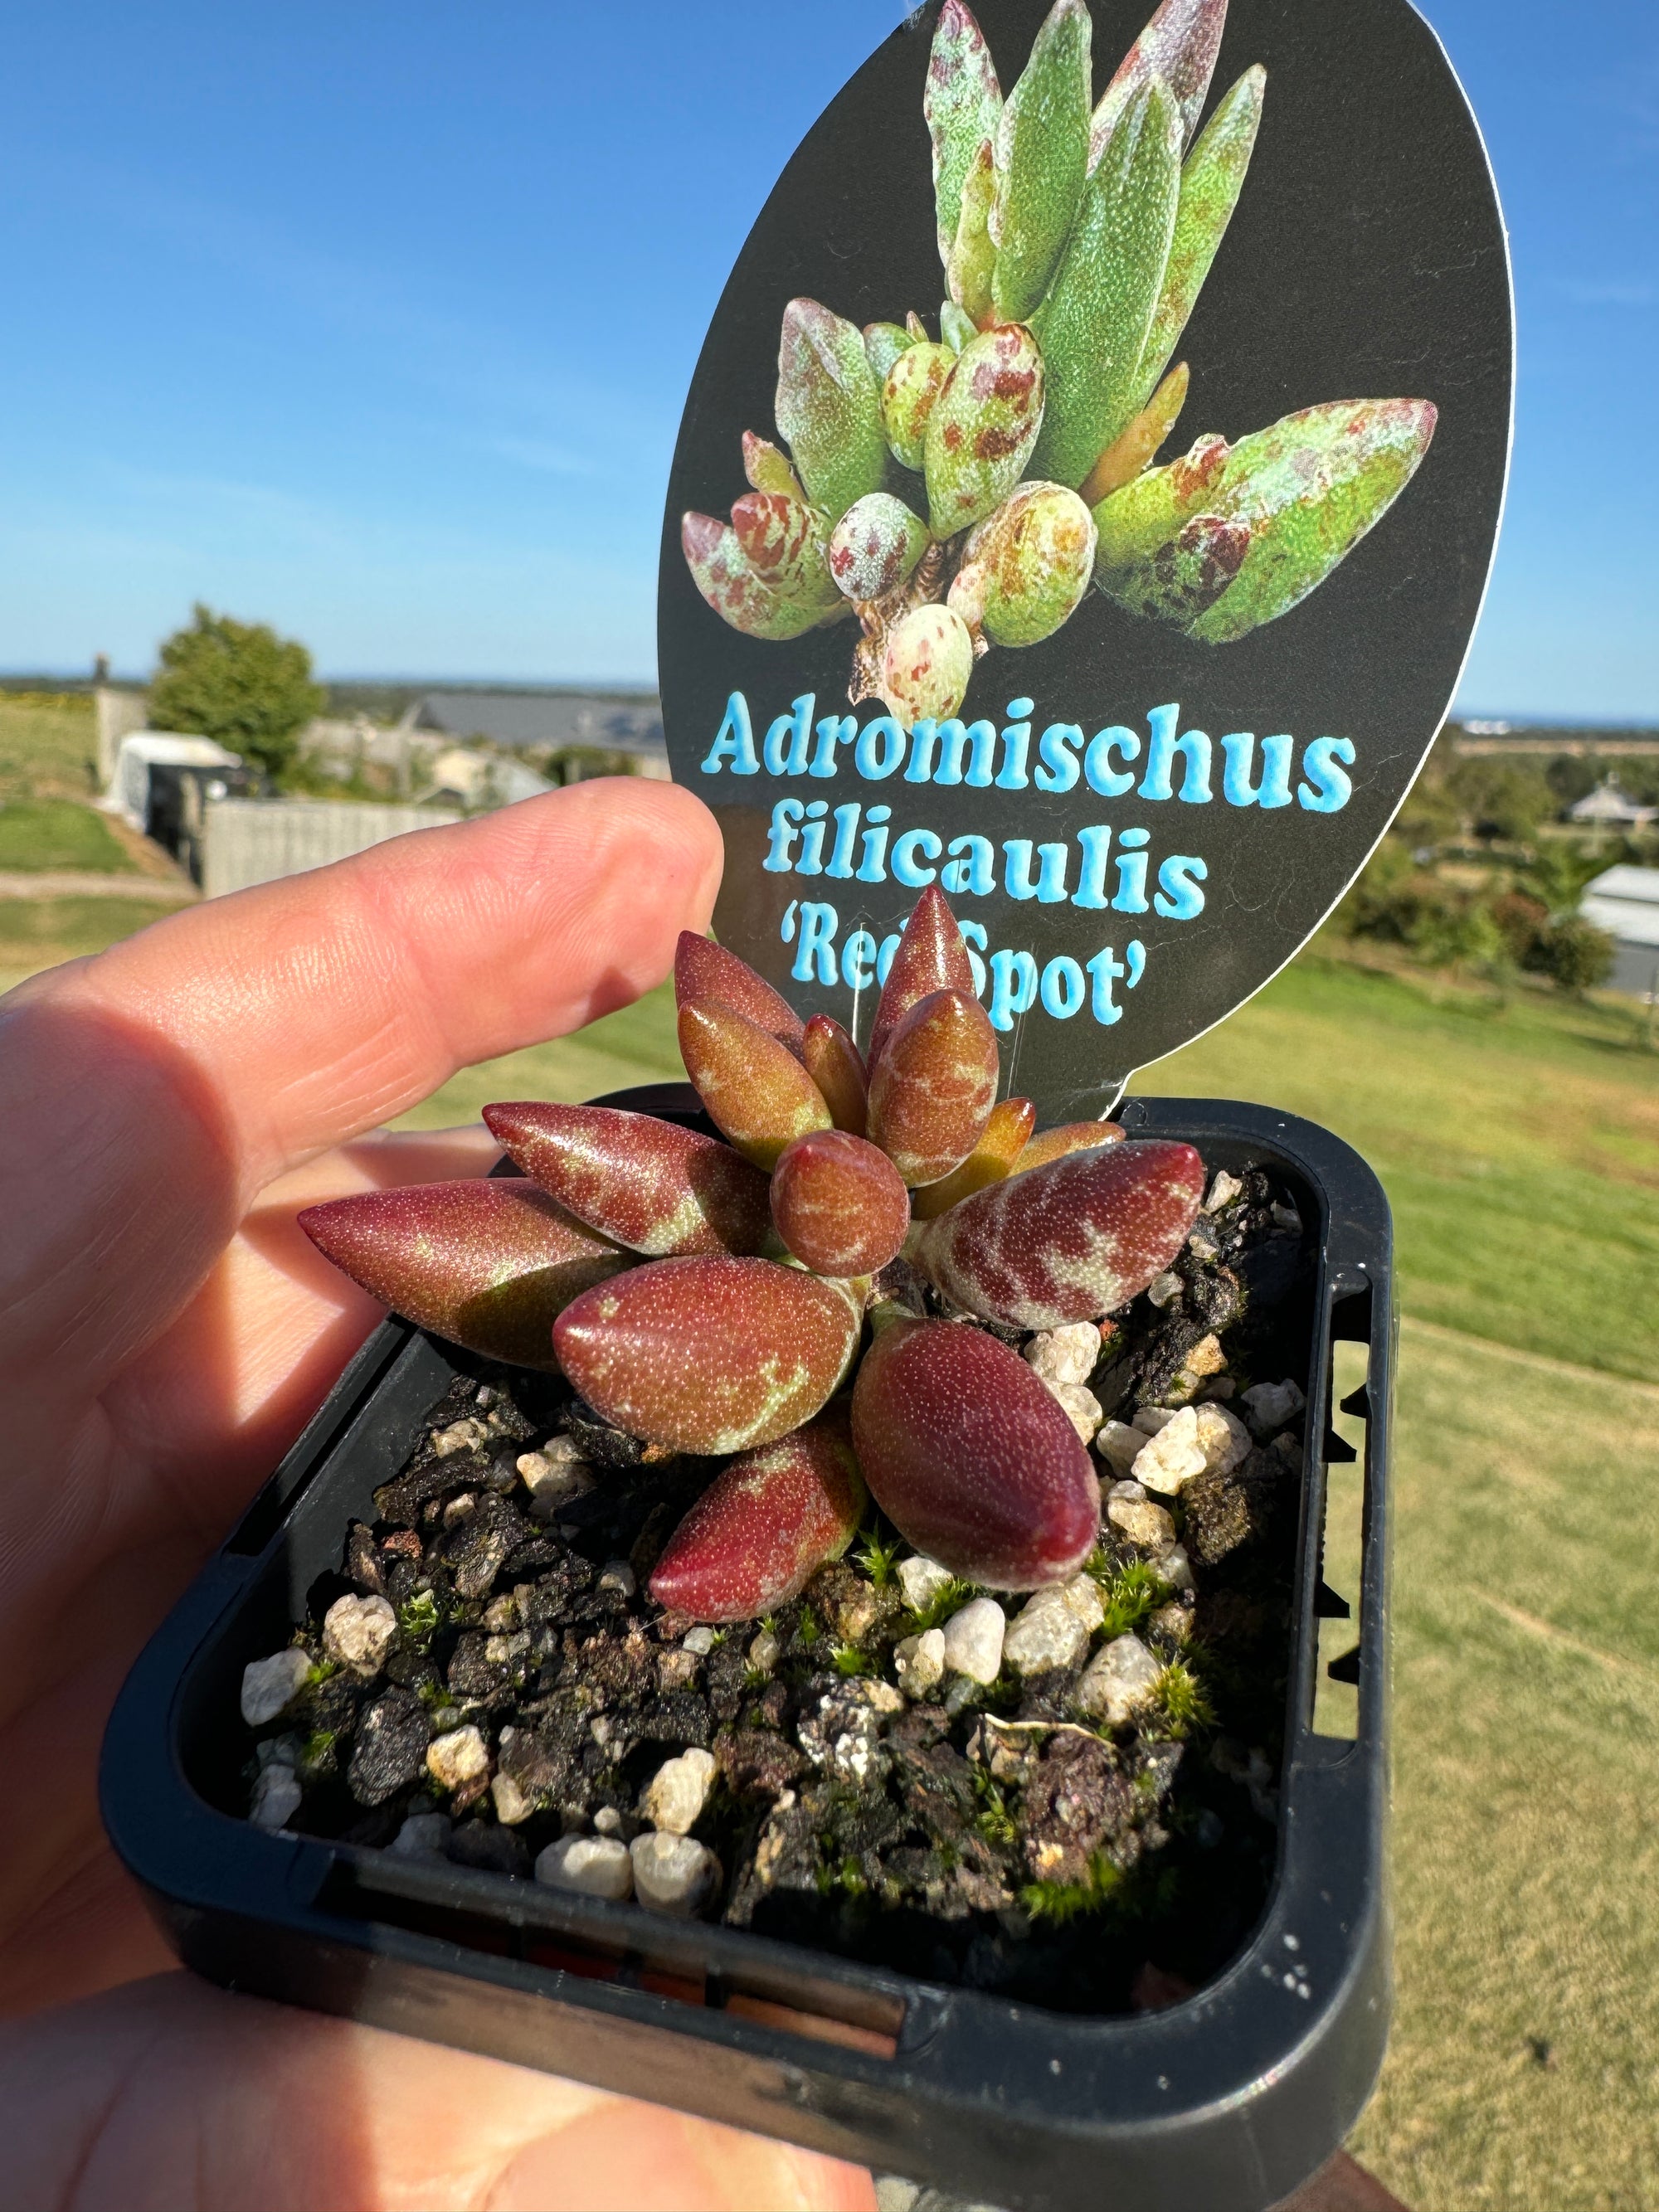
<box><xmin>1566</xmin><ymin>777</ymin><xmax>1658</xmax><ymax>827</ymax></box>
<box><xmin>406</xmin><ymin>689</ymin><xmax>664</xmax><ymax>758</ymax></box>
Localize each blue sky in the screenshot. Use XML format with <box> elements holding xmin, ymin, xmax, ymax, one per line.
<box><xmin>0</xmin><ymin>0</ymin><xmax>1653</xmax><ymax>719</ymax></box>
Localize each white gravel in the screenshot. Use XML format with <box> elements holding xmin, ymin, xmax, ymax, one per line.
<box><xmin>240</xmin><ymin>1647</ymin><xmax>312</xmax><ymax>1728</ymax></box>
<box><xmin>426</xmin><ymin>1725</ymin><xmax>489</xmax><ymax>1792</ymax></box>
<box><xmin>1004</xmin><ymin>1580</ymin><xmax>1098</xmax><ymax>1675</ymax></box>
<box><xmin>1242</xmin><ymin>1378</ymin><xmax>1305</xmax><ymax>1432</ymax></box>
<box><xmin>640</xmin><ymin>1748</ymin><xmax>716</xmax><ymax>1835</ymax></box>
<box><xmin>897</xmin><ymin>1553</ymin><xmax>956</xmax><ymax>1612</ymax></box>
<box><xmin>941</xmin><ymin>1596</ymin><xmax>1005</xmax><ymax>1684</ymax></box>
<box><xmin>1077</xmin><ymin>1633</ymin><xmax>1164</xmax><ymax>1724</ymax></box>
<box><xmin>537</xmin><ymin>1834</ymin><xmax>634</xmax><ymax>1900</ymax></box>
<box><xmin>1130</xmin><ymin>1407</ymin><xmax>1207</xmax><ymax>1495</ymax></box>
<box><xmin>630</xmin><ymin>1831</ymin><xmax>721</xmax><ymax>1916</ymax></box>
<box><xmin>322</xmin><ymin>1592</ymin><xmax>397</xmax><ymax>1676</ymax></box>
<box><xmin>1024</xmin><ymin>1321</ymin><xmax>1102</xmax><ymax>1387</ymax></box>
<box><xmin>249</xmin><ymin>1763</ymin><xmax>303</xmax><ymax>1831</ymax></box>
<box><xmin>893</xmin><ymin>1627</ymin><xmax>946</xmax><ymax>1699</ymax></box>
<box><xmin>1105</xmin><ymin>1480</ymin><xmax>1177</xmax><ymax>1549</ymax></box>
<box><xmin>388</xmin><ymin>1812</ymin><xmax>452</xmax><ymax>1859</ymax></box>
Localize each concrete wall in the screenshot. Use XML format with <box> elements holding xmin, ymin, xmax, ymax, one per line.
<box><xmin>202</xmin><ymin>798</ymin><xmax>460</xmax><ymax>900</ymax></box>
<box><xmin>94</xmin><ymin>687</ymin><xmax>148</xmax><ymax>787</ymax></box>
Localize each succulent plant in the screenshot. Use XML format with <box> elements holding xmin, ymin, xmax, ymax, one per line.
<box><xmin>301</xmin><ymin>888</ymin><xmax>1205</xmax><ymax>1616</ymax></box>
<box><xmin>682</xmin><ymin>0</ymin><xmax>1437</xmax><ymax>721</ymax></box>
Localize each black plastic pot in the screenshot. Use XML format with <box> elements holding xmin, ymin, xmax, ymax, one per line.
<box><xmin>101</xmin><ymin>1088</ymin><xmax>1393</xmax><ymax>2212</ymax></box>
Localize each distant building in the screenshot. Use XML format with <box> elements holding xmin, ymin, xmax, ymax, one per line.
<box><xmin>404</xmin><ymin>690</ymin><xmax>669</xmax><ymax>777</ymax></box>
<box><xmin>1566</xmin><ymin>777</ymin><xmax>1657</xmax><ymax>831</ymax></box>
<box><xmin>1580</xmin><ymin>865</ymin><xmax>1659</xmax><ymax>996</ymax></box>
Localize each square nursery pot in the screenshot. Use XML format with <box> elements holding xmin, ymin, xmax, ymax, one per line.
<box><xmin>101</xmin><ymin>1086</ymin><xmax>1394</xmax><ymax>2212</ymax></box>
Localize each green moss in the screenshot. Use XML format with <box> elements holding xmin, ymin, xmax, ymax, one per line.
<box><xmin>1149</xmin><ymin>1658</ymin><xmax>1215</xmax><ymax>1739</ymax></box>
<box><xmin>831</xmin><ymin>1642</ymin><xmax>878</xmax><ymax>1678</ymax></box>
<box><xmin>972</xmin><ymin>1768</ymin><xmax>1018</xmax><ymax>1847</ymax></box>
<box><xmin>1085</xmin><ymin>1554</ymin><xmax>1170</xmax><ymax>1637</ymax></box>
<box><xmin>903</xmin><ymin>1577</ymin><xmax>975</xmax><ymax>1633</ymax></box>
<box><xmin>853</xmin><ymin>1525</ymin><xmax>903</xmax><ymax>1587</ymax></box>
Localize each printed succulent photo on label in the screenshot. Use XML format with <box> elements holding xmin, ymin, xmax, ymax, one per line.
<box><xmin>659</xmin><ymin>0</ymin><xmax>1511</xmax><ymax>1119</ymax></box>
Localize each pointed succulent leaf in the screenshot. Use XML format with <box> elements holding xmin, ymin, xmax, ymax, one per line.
<box><xmin>950</xmin><ymin>480</ymin><xmax>1097</xmax><ymax>647</ymax></box>
<box><xmin>1102</xmin><ymin>510</ymin><xmax>1251</xmax><ymax>625</ymax></box>
<box><xmin>1089</xmin><ymin>0</ymin><xmax>1229</xmax><ymax>166</ymax></box>
<box><xmin>802</xmin><ymin>1013</ymin><xmax>868</xmax><ymax>1136</ymax></box>
<box><xmin>827</xmin><ymin>493</ymin><xmax>932</xmax><ymax>604</ymax></box>
<box><xmin>481</xmin><ymin>1103</ymin><xmax>771</xmax><ymax>1259</ymax></box>
<box><xmin>682</xmin><ymin>513</ymin><xmax>830</xmax><ymax>642</ymax></box>
<box><xmin>867</xmin><ymin>988</ymin><xmax>998</xmax><ymax>1188</ymax></box>
<box><xmin>1029</xmin><ymin>78</ymin><xmax>1182</xmax><ymax>492</ymax></box>
<box><xmin>924</xmin><ymin>323</ymin><xmax>1045</xmax><ymax>536</ymax></box>
<box><xmin>771</xmin><ymin>1129</ymin><xmax>912</xmax><ymax>1278</ymax></box>
<box><xmin>851</xmin><ymin>1316</ymin><xmax>1098</xmax><ymax>1588</ymax></box>
<box><xmin>882</xmin><ymin>342</ymin><xmax>956</xmax><ymax>471</ymax></box>
<box><xmin>990</xmin><ymin>0</ymin><xmax>1092</xmax><ymax>322</ymax></box>
<box><xmin>906</xmin><ymin>310</ymin><xmax>929</xmax><ymax>342</ymax></box>
<box><xmin>926</xmin><ymin>0</ymin><xmax>1003</xmax><ymax>268</ymax></box>
<box><xmin>864</xmin><ymin>321</ymin><xmax>916</xmax><ymax>386</ymax></box>
<box><xmin>299</xmin><ymin>1180</ymin><xmax>628</xmax><ymax>1371</ymax></box>
<box><xmin>1011</xmin><ymin>1120</ymin><xmax>1125</xmax><ymax>1174</ymax></box>
<box><xmin>912</xmin><ymin>1137</ymin><xmax>1204</xmax><ymax>1328</ymax></box>
<box><xmin>679</xmin><ymin>998</ymin><xmax>832</xmax><ymax>1171</ymax></box>
<box><xmin>675</xmin><ymin>931</ymin><xmax>806</xmax><ymax>1059</ymax></box>
<box><xmin>1136</xmin><ymin>66</ymin><xmax>1266</xmax><ymax>403</ymax></box>
<box><xmin>729</xmin><ymin>492</ymin><xmax>827</xmax><ymax>591</ymax></box>
<box><xmin>742</xmin><ymin>430</ymin><xmax>806</xmax><ymax>501</ymax></box>
<box><xmin>648</xmin><ymin>1410</ymin><xmax>867</xmax><ymax>1622</ymax></box>
<box><xmin>1081</xmin><ymin>362</ymin><xmax>1190</xmax><ymax>505</ymax></box>
<box><xmin>909</xmin><ymin>1095</ymin><xmax>1036</xmax><ymax>1218</ymax></box>
<box><xmin>947</xmin><ymin>138</ymin><xmax>998</xmax><ymax>324</ymax></box>
<box><xmin>776</xmin><ymin>299</ymin><xmax>888</xmax><ymax>525</ymax></box>
<box><xmin>1091</xmin><ymin>428</ymin><xmax>1231</xmax><ymax>571</ymax></box>
<box><xmin>554</xmin><ymin>1256</ymin><xmax>859</xmax><ymax>1454</ymax></box>
<box><xmin>939</xmin><ymin>300</ymin><xmax>980</xmax><ymax>355</ymax></box>
<box><xmin>867</xmin><ymin>882</ymin><xmax>979</xmax><ymax>1071</ymax></box>
<box><xmin>879</xmin><ymin>602</ymin><xmax>975</xmax><ymax>731</ymax></box>
<box><xmin>1185</xmin><ymin>398</ymin><xmax>1439</xmax><ymax>642</ymax></box>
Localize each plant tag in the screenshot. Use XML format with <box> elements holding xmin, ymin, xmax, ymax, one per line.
<box><xmin>659</xmin><ymin>0</ymin><xmax>1511</xmax><ymax>1118</ymax></box>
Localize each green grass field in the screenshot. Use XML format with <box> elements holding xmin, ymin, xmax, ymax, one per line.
<box><xmin>0</xmin><ymin>795</ymin><xmax>138</xmax><ymax>872</ymax></box>
<box><xmin>0</xmin><ymin>691</ymin><xmax>98</xmax><ymax>801</ymax></box>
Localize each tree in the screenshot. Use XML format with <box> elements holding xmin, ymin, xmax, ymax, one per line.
<box><xmin>149</xmin><ymin>605</ymin><xmax>324</xmax><ymax>782</ymax></box>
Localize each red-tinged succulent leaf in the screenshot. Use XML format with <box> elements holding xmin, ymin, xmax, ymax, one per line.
<box><xmin>910</xmin><ymin>1095</ymin><xmax>1037</xmax><ymax>1218</ymax></box>
<box><xmin>851</xmin><ymin>1317</ymin><xmax>1098</xmax><ymax>1588</ymax></box>
<box><xmin>674</xmin><ymin>931</ymin><xmax>806</xmax><ymax>1060</ymax></box>
<box><xmin>299</xmin><ymin>1180</ymin><xmax>629</xmax><ymax>1370</ymax></box>
<box><xmin>1011</xmin><ymin>1121</ymin><xmax>1125</xmax><ymax>1175</ymax></box>
<box><xmin>678</xmin><ymin>998</ymin><xmax>833</xmax><ymax>1171</ymax></box>
<box><xmin>771</xmin><ymin>1130</ymin><xmax>911</xmax><ymax>1278</ymax></box>
<box><xmin>554</xmin><ymin>1256</ymin><xmax>860</xmax><ymax>1455</ymax></box>
<box><xmin>1089</xmin><ymin>0</ymin><xmax>1228</xmax><ymax>164</ymax></box>
<box><xmin>802</xmin><ymin>1013</ymin><xmax>868</xmax><ymax>1136</ymax></box>
<box><xmin>481</xmin><ymin>1102</ymin><xmax>770</xmax><ymax>1257</ymax></box>
<box><xmin>867</xmin><ymin>988</ymin><xmax>998</xmax><ymax>1188</ymax></box>
<box><xmin>912</xmin><ymin>1138</ymin><xmax>1204</xmax><ymax>1328</ymax></box>
<box><xmin>648</xmin><ymin>1410</ymin><xmax>867</xmax><ymax>1622</ymax></box>
<box><xmin>866</xmin><ymin>884</ymin><xmax>979</xmax><ymax>1072</ymax></box>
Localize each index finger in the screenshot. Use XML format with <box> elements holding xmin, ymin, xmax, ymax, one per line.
<box><xmin>0</xmin><ymin>779</ymin><xmax>721</xmax><ymax>1388</ymax></box>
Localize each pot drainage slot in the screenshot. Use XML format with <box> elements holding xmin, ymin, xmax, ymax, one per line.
<box><xmin>315</xmin><ymin>1858</ymin><xmax>900</xmax><ymax>2054</ymax></box>
<box><xmin>1311</xmin><ymin>1291</ymin><xmax>1372</xmax><ymax>1740</ymax></box>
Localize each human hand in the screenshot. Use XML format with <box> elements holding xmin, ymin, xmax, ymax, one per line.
<box><xmin>0</xmin><ymin>780</ymin><xmax>874</xmax><ymax>2212</ymax></box>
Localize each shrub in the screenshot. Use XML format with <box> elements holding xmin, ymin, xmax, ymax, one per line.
<box><xmin>149</xmin><ymin>605</ymin><xmax>324</xmax><ymax>783</ymax></box>
<box><xmin>1535</xmin><ymin>916</ymin><xmax>1616</xmax><ymax>994</ymax></box>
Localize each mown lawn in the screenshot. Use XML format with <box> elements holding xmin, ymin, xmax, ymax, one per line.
<box><xmin>0</xmin><ymin>691</ymin><xmax>98</xmax><ymax>801</ymax></box>
<box><xmin>0</xmin><ymin>795</ymin><xmax>138</xmax><ymax>872</ymax></box>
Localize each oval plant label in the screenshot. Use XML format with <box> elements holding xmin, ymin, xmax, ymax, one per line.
<box><xmin>658</xmin><ymin>0</ymin><xmax>1511</xmax><ymax>1119</ymax></box>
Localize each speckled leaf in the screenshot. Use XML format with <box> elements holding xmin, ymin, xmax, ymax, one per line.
<box><xmin>299</xmin><ymin>1179</ymin><xmax>629</xmax><ymax>1370</ymax></box>
<box><xmin>776</xmin><ymin>298</ymin><xmax>888</xmax><ymax>526</ymax></box>
<box><xmin>1186</xmin><ymin>398</ymin><xmax>1439</xmax><ymax>642</ymax></box>
<box><xmin>1030</xmin><ymin>78</ymin><xmax>1181</xmax><ymax>492</ymax></box>
<box><xmin>866</xmin><ymin>883</ymin><xmax>980</xmax><ymax>1072</ymax></box>
<box><xmin>882</xmin><ymin>341</ymin><xmax>957</xmax><ymax>472</ymax></box>
<box><xmin>1011</xmin><ymin>1121</ymin><xmax>1125</xmax><ymax>1174</ymax></box>
<box><xmin>909</xmin><ymin>1095</ymin><xmax>1036</xmax><ymax>1218</ymax></box>
<box><xmin>878</xmin><ymin>602</ymin><xmax>975</xmax><ymax>731</ymax></box>
<box><xmin>729</xmin><ymin>492</ymin><xmax>827</xmax><ymax>596</ymax></box>
<box><xmin>912</xmin><ymin>1137</ymin><xmax>1204</xmax><ymax>1328</ymax></box>
<box><xmin>1080</xmin><ymin>362</ymin><xmax>1189</xmax><ymax>506</ymax></box>
<box><xmin>1136</xmin><ymin>66</ymin><xmax>1265</xmax><ymax>403</ymax></box>
<box><xmin>827</xmin><ymin>493</ymin><xmax>931</xmax><ymax>604</ymax></box>
<box><xmin>554</xmin><ymin>1256</ymin><xmax>859</xmax><ymax>1454</ymax></box>
<box><xmin>742</xmin><ymin>431</ymin><xmax>805</xmax><ymax>501</ymax></box>
<box><xmin>926</xmin><ymin>0</ymin><xmax>1002</xmax><ymax>268</ymax></box>
<box><xmin>1105</xmin><ymin>511</ymin><xmax>1251</xmax><ymax>625</ymax></box>
<box><xmin>924</xmin><ymin>323</ymin><xmax>1045</xmax><ymax>537</ymax></box>
<box><xmin>648</xmin><ymin>1410</ymin><xmax>867</xmax><ymax>1623</ymax></box>
<box><xmin>950</xmin><ymin>480</ymin><xmax>1097</xmax><ymax>647</ymax></box>
<box><xmin>947</xmin><ymin>137</ymin><xmax>998</xmax><ymax>324</ymax></box>
<box><xmin>990</xmin><ymin>0</ymin><xmax>1092</xmax><ymax>323</ymax></box>
<box><xmin>679</xmin><ymin>998</ymin><xmax>832</xmax><ymax>1171</ymax></box>
<box><xmin>1091</xmin><ymin>428</ymin><xmax>1232</xmax><ymax>574</ymax></box>
<box><xmin>851</xmin><ymin>1317</ymin><xmax>1098</xmax><ymax>1587</ymax></box>
<box><xmin>939</xmin><ymin>300</ymin><xmax>979</xmax><ymax>355</ymax></box>
<box><xmin>681</xmin><ymin>512</ymin><xmax>833</xmax><ymax>642</ymax></box>
<box><xmin>771</xmin><ymin>1129</ymin><xmax>912</xmax><ymax>1278</ymax></box>
<box><xmin>1089</xmin><ymin>0</ymin><xmax>1229</xmax><ymax>166</ymax></box>
<box><xmin>802</xmin><ymin>1013</ymin><xmax>868</xmax><ymax>1136</ymax></box>
<box><xmin>675</xmin><ymin>931</ymin><xmax>806</xmax><ymax>1060</ymax></box>
<box><xmin>864</xmin><ymin>321</ymin><xmax>916</xmax><ymax>386</ymax></box>
<box><xmin>481</xmin><ymin>1103</ymin><xmax>771</xmax><ymax>1258</ymax></box>
<box><xmin>867</xmin><ymin>989</ymin><xmax>998</xmax><ymax>1188</ymax></box>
